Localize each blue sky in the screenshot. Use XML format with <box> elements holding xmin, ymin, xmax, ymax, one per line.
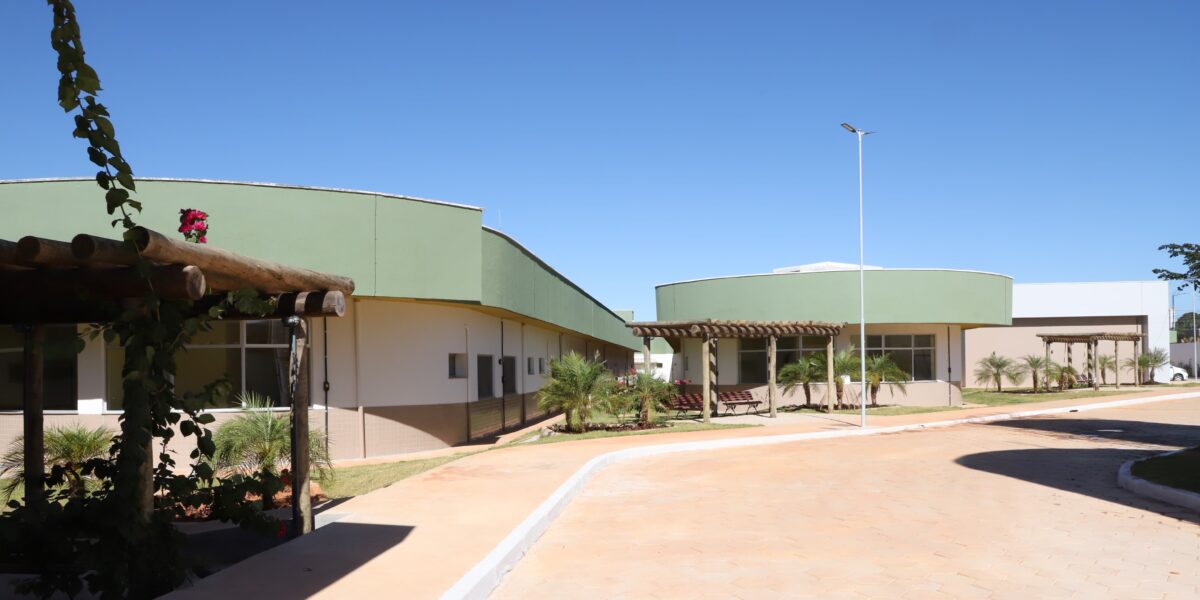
<box><xmin>3</xmin><ymin>1</ymin><xmax>1197</xmax><ymax>319</ymax></box>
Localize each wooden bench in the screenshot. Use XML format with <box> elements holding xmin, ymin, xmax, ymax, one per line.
<box><xmin>663</xmin><ymin>393</ymin><xmax>717</xmax><ymax>417</ymax></box>
<box><xmin>718</xmin><ymin>390</ymin><xmax>762</xmax><ymax>415</ymax></box>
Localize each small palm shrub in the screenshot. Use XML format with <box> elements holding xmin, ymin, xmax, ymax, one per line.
<box><xmin>1097</xmin><ymin>354</ymin><xmax>1117</xmax><ymax>385</ymax></box>
<box><xmin>778</xmin><ymin>353</ymin><xmax>823</xmax><ymax>407</ymax></box>
<box><xmin>974</xmin><ymin>352</ymin><xmax>1023</xmax><ymax>392</ymax></box>
<box><xmin>864</xmin><ymin>354</ymin><xmax>909</xmax><ymax>406</ymax></box>
<box><xmin>620</xmin><ymin>371</ymin><xmax>675</xmax><ymax>426</ymax></box>
<box><xmin>831</xmin><ymin>345</ymin><xmax>863</xmax><ymax>409</ymax></box>
<box><xmin>0</xmin><ymin>423</ymin><xmax>115</xmax><ymax>500</ymax></box>
<box><xmin>536</xmin><ymin>352</ymin><xmax>615</xmax><ymax>433</ymax></box>
<box><xmin>212</xmin><ymin>392</ymin><xmax>332</xmax><ymax>509</ymax></box>
<box><xmin>1045</xmin><ymin>362</ymin><xmax>1079</xmax><ymax>391</ymax></box>
<box><xmin>1019</xmin><ymin>354</ymin><xmax>1049</xmax><ymax>392</ymax></box>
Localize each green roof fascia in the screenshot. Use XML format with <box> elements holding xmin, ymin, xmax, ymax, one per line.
<box><xmin>480</xmin><ymin>228</ymin><xmax>639</xmax><ymax>350</ymax></box>
<box><xmin>656</xmin><ymin>269</ymin><xmax>1012</xmax><ymax>326</ymax></box>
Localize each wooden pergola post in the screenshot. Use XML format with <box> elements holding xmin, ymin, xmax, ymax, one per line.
<box><xmin>826</xmin><ymin>335</ymin><xmax>835</xmax><ymax>413</ymax></box>
<box><xmin>1043</xmin><ymin>339</ymin><xmax>1050</xmax><ymax>392</ymax></box>
<box><xmin>767</xmin><ymin>334</ymin><xmax>778</xmax><ymax>418</ymax></box>
<box><xmin>21</xmin><ymin>324</ymin><xmax>45</xmax><ymax>506</ymax></box>
<box><xmin>287</xmin><ymin>316</ymin><xmax>313</xmax><ymax>537</ymax></box>
<box><xmin>700</xmin><ymin>336</ymin><xmax>712</xmax><ymax>423</ymax></box>
<box><xmin>1114</xmin><ymin>340</ymin><xmax>1121</xmax><ymax>389</ymax></box>
<box><xmin>642</xmin><ymin>336</ymin><xmax>652</xmax><ymax>376</ymax></box>
<box><xmin>1090</xmin><ymin>341</ymin><xmax>1100</xmax><ymax>391</ymax></box>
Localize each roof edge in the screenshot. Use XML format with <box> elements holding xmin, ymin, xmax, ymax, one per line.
<box><xmin>482</xmin><ymin>226</ymin><xmax>629</xmax><ymax>326</ymax></box>
<box><xmin>0</xmin><ymin>177</ymin><xmax>483</xmax><ymax>212</ymax></box>
<box><xmin>655</xmin><ymin>268</ymin><xmax>1014</xmax><ymax>289</ymax></box>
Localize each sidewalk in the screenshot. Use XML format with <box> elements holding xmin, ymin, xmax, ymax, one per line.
<box><xmin>167</xmin><ymin>389</ymin><xmax>1192</xmax><ymax>599</ymax></box>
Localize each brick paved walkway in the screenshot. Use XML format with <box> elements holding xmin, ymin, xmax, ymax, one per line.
<box><xmin>493</xmin><ymin>399</ymin><xmax>1200</xmax><ymax>599</ymax></box>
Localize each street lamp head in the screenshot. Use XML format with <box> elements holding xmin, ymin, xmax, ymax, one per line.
<box><xmin>841</xmin><ymin>122</ymin><xmax>857</xmax><ymax>133</ymax></box>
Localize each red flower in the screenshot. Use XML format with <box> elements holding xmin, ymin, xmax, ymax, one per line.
<box><xmin>277</xmin><ymin>521</ymin><xmax>287</xmax><ymax>539</ymax></box>
<box><xmin>178</xmin><ymin>208</ymin><xmax>209</xmax><ymax>244</ymax></box>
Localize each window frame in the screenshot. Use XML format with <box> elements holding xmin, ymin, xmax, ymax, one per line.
<box><xmin>104</xmin><ymin>319</ymin><xmax>306</xmax><ymax>413</ymax></box>
<box><xmin>863</xmin><ymin>333</ymin><xmax>936</xmax><ymax>382</ymax></box>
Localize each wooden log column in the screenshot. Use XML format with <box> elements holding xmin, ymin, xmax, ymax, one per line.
<box><xmin>287</xmin><ymin>317</ymin><xmax>313</xmax><ymax>536</ymax></box>
<box><xmin>767</xmin><ymin>334</ymin><xmax>778</xmax><ymax>418</ymax></box>
<box><xmin>21</xmin><ymin>324</ymin><xmax>44</xmax><ymax>505</ymax></box>
<box><xmin>826</xmin><ymin>336</ymin><xmax>835</xmax><ymax>413</ymax></box>
<box><xmin>1043</xmin><ymin>340</ymin><xmax>1050</xmax><ymax>392</ymax></box>
<box><xmin>700</xmin><ymin>336</ymin><xmax>713</xmax><ymax>423</ymax></box>
<box><xmin>1091</xmin><ymin>341</ymin><xmax>1100</xmax><ymax>391</ymax></box>
<box><xmin>1114</xmin><ymin>340</ymin><xmax>1121</xmax><ymax>389</ymax></box>
<box><xmin>642</xmin><ymin>336</ymin><xmax>652</xmax><ymax>376</ymax></box>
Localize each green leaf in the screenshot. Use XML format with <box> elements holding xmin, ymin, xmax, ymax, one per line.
<box><xmin>195</xmin><ymin>413</ymin><xmax>215</xmax><ymax>425</ymax></box>
<box><xmin>87</xmin><ymin>147</ymin><xmax>107</xmax><ymax>167</ymax></box>
<box><xmin>115</xmin><ymin>171</ymin><xmax>135</xmax><ymax>191</ymax></box>
<box><xmin>93</xmin><ymin>115</ymin><xmax>114</xmax><ymax>137</ymax></box>
<box><xmin>105</xmin><ymin>188</ymin><xmax>129</xmax><ymax>214</ymax></box>
<box><xmin>95</xmin><ymin>171</ymin><xmax>110</xmax><ymax>189</ymax></box>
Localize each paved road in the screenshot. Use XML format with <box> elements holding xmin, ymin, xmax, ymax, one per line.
<box><xmin>493</xmin><ymin>398</ymin><xmax>1200</xmax><ymax>599</ymax></box>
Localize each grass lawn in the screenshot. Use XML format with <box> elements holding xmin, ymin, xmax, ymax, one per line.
<box><xmin>962</xmin><ymin>387</ymin><xmax>1150</xmax><ymax>407</ymax></box>
<box><xmin>1131</xmin><ymin>447</ymin><xmax>1200</xmax><ymax>494</ymax></box>
<box><xmin>529</xmin><ymin>421</ymin><xmax>755</xmax><ymax>445</ymax></box>
<box><xmin>316</xmin><ymin>453</ymin><xmax>473</xmax><ymax>499</ymax></box>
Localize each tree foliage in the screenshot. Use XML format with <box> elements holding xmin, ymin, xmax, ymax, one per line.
<box><xmin>778</xmin><ymin>353</ymin><xmax>824</xmax><ymax>407</ymax></box>
<box><xmin>973</xmin><ymin>352</ymin><xmax>1023</xmax><ymax>392</ymax></box>
<box><xmin>863</xmin><ymin>354</ymin><xmax>908</xmax><ymax>406</ymax></box>
<box><xmin>1153</xmin><ymin>243</ymin><xmax>1200</xmax><ymax>292</ymax></box>
<box><xmin>536</xmin><ymin>352</ymin><xmax>616</xmax><ymax>433</ymax></box>
<box><xmin>1018</xmin><ymin>354</ymin><xmax>1048</xmax><ymax>392</ymax></box>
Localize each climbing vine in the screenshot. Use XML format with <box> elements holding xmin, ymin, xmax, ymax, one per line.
<box><xmin>0</xmin><ymin>3</ymin><xmax>277</xmax><ymax>598</ymax></box>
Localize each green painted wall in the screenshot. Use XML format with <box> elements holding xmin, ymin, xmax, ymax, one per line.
<box><xmin>0</xmin><ymin>179</ymin><xmax>634</xmax><ymax>348</ymax></box>
<box><xmin>480</xmin><ymin>229</ymin><xmax>638</xmax><ymax>349</ymax></box>
<box><xmin>657</xmin><ymin>269</ymin><xmax>1012</xmax><ymax>326</ymax></box>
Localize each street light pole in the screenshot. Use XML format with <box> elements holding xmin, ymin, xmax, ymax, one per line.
<box><xmin>842</xmin><ymin>122</ymin><xmax>872</xmax><ymax>428</ymax></box>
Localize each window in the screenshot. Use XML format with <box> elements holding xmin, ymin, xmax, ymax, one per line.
<box><xmin>106</xmin><ymin>320</ymin><xmax>306</xmax><ymax>410</ymax></box>
<box><xmin>449</xmin><ymin>353</ymin><xmax>467</xmax><ymax>379</ymax></box>
<box><xmin>477</xmin><ymin>355</ymin><xmax>494</xmax><ymax>399</ymax></box>
<box><xmin>739</xmin><ymin>336</ymin><xmax>829</xmax><ymax>384</ymax></box>
<box><xmin>865</xmin><ymin>334</ymin><xmax>935</xmax><ymax>381</ymax></box>
<box><xmin>738</xmin><ymin>338</ymin><xmax>768</xmax><ymax>384</ymax></box>
<box><xmin>527</xmin><ymin>357</ymin><xmax>535</xmax><ymax>375</ymax></box>
<box><xmin>538</xmin><ymin>357</ymin><xmax>545</xmax><ymax>374</ymax></box>
<box><xmin>1</xmin><ymin>325</ymin><xmax>79</xmax><ymax>411</ymax></box>
<box><xmin>502</xmin><ymin>356</ymin><xmax>517</xmax><ymax>394</ymax></box>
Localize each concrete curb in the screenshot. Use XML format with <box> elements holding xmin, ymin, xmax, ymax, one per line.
<box><xmin>1118</xmin><ymin>451</ymin><xmax>1200</xmax><ymax>513</ymax></box>
<box><xmin>442</xmin><ymin>391</ymin><xmax>1200</xmax><ymax>600</ymax></box>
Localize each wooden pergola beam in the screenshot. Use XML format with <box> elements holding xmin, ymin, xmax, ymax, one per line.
<box><xmin>0</xmin><ymin>265</ymin><xmax>206</xmax><ymax>302</ymax></box>
<box><xmin>14</xmin><ymin>236</ymin><xmax>81</xmax><ymax>267</ymax></box>
<box><xmin>0</xmin><ymin>290</ymin><xmax>346</xmax><ymax>325</ymax></box>
<box><xmin>627</xmin><ymin>319</ymin><xmax>845</xmax><ymax>339</ymax></box>
<box><xmin>72</xmin><ymin>229</ymin><xmax>355</xmax><ymax>294</ymax></box>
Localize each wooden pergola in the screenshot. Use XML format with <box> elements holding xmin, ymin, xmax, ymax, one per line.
<box><xmin>627</xmin><ymin>319</ymin><xmax>845</xmax><ymax>421</ymax></box>
<box><xmin>1037</xmin><ymin>332</ymin><xmax>1143</xmax><ymax>391</ymax></box>
<box><xmin>0</xmin><ymin>226</ymin><xmax>353</xmax><ymax>537</ymax></box>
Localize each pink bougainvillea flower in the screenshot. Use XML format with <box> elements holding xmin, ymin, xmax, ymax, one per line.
<box><xmin>178</xmin><ymin>207</ymin><xmax>209</xmax><ymax>244</ymax></box>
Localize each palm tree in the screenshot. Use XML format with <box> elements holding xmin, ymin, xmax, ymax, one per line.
<box><xmin>778</xmin><ymin>353</ymin><xmax>823</xmax><ymax>407</ymax></box>
<box><xmin>864</xmin><ymin>354</ymin><xmax>909</xmax><ymax>406</ymax></box>
<box><xmin>1123</xmin><ymin>348</ymin><xmax>1170</xmax><ymax>385</ymax></box>
<box><xmin>830</xmin><ymin>345</ymin><xmax>863</xmax><ymax>409</ymax></box>
<box><xmin>0</xmin><ymin>423</ymin><xmax>115</xmax><ymax>500</ymax></box>
<box><xmin>1018</xmin><ymin>354</ymin><xmax>1049</xmax><ymax>392</ymax></box>
<box><xmin>973</xmin><ymin>352</ymin><xmax>1023</xmax><ymax>392</ymax></box>
<box><xmin>1097</xmin><ymin>354</ymin><xmax>1117</xmax><ymax>385</ymax></box>
<box><xmin>621</xmin><ymin>371</ymin><xmax>674</xmax><ymax>426</ymax></box>
<box><xmin>536</xmin><ymin>352</ymin><xmax>615</xmax><ymax>433</ymax></box>
<box><xmin>212</xmin><ymin>392</ymin><xmax>333</xmax><ymax>509</ymax></box>
<box><xmin>1045</xmin><ymin>362</ymin><xmax>1078</xmax><ymax>391</ymax></box>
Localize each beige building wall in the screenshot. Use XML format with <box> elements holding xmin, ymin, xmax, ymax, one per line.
<box><xmin>964</xmin><ymin>316</ymin><xmax>1144</xmax><ymax>388</ymax></box>
<box><xmin>0</xmin><ymin>297</ymin><xmax>633</xmax><ymax>461</ymax></box>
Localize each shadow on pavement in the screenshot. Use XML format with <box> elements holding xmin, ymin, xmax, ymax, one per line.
<box><xmin>179</xmin><ymin>522</ymin><xmax>414</xmax><ymax>597</ymax></box>
<box><xmin>984</xmin><ymin>417</ymin><xmax>1200</xmax><ymax>448</ymax></box>
<box><xmin>956</xmin><ymin>446</ymin><xmax>1200</xmax><ymax>525</ymax></box>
